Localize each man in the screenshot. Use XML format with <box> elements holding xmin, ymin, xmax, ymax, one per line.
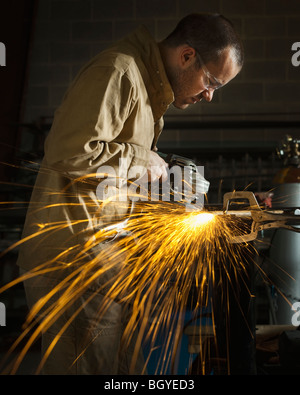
<box><xmin>17</xmin><ymin>13</ymin><xmax>243</xmax><ymax>374</ymax></box>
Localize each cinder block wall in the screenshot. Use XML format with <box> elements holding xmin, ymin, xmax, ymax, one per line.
<box><xmin>22</xmin><ymin>0</ymin><xmax>300</xmax><ymax>150</ymax></box>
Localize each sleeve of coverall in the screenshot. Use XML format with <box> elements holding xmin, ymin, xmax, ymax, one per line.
<box><xmin>44</xmin><ymin>64</ymin><xmax>150</xmax><ymax>180</ymax></box>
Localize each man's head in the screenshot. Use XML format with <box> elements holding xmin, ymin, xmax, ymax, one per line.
<box><xmin>159</xmin><ymin>13</ymin><xmax>244</xmax><ymax>109</ymax></box>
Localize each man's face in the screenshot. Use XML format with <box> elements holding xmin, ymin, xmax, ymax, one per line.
<box><xmin>169</xmin><ymin>47</ymin><xmax>240</xmax><ymax>109</ymax></box>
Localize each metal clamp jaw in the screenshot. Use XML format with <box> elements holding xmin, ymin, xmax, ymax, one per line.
<box><xmin>223</xmin><ymin>191</ymin><xmax>300</xmax><ymax>243</ymax></box>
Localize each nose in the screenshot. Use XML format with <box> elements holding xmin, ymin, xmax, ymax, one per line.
<box><xmin>202</xmin><ymin>89</ymin><xmax>214</xmax><ymax>102</ymax></box>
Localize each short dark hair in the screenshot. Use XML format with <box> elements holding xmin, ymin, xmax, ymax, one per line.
<box><xmin>164</xmin><ymin>13</ymin><xmax>244</xmax><ymax>68</ymax></box>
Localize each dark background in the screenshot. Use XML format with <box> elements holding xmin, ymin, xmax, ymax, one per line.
<box><xmin>0</xmin><ymin>0</ymin><xmax>299</xmax><ymax>374</ymax></box>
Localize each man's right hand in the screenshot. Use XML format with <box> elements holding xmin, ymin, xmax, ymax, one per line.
<box><xmin>146</xmin><ymin>151</ymin><xmax>168</xmax><ymax>182</ymax></box>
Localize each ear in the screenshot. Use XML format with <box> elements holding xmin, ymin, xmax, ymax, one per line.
<box><xmin>180</xmin><ymin>46</ymin><xmax>197</xmax><ymax>68</ymax></box>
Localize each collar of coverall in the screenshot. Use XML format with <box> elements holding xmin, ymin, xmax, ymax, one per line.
<box><xmin>126</xmin><ymin>25</ymin><xmax>175</xmax><ymax>122</ymax></box>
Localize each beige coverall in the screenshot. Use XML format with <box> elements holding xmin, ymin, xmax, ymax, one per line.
<box><xmin>17</xmin><ymin>26</ymin><xmax>174</xmax><ymax>374</ymax></box>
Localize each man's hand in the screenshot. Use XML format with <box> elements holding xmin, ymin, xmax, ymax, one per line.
<box><xmin>255</xmin><ymin>192</ymin><xmax>273</xmax><ymax>208</ymax></box>
<box><xmin>147</xmin><ymin>151</ymin><xmax>168</xmax><ymax>182</ymax></box>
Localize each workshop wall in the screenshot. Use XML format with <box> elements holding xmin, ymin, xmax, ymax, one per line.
<box><xmin>21</xmin><ymin>0</ymin><xmax>300</xmax><ymax>153</ymax></box>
